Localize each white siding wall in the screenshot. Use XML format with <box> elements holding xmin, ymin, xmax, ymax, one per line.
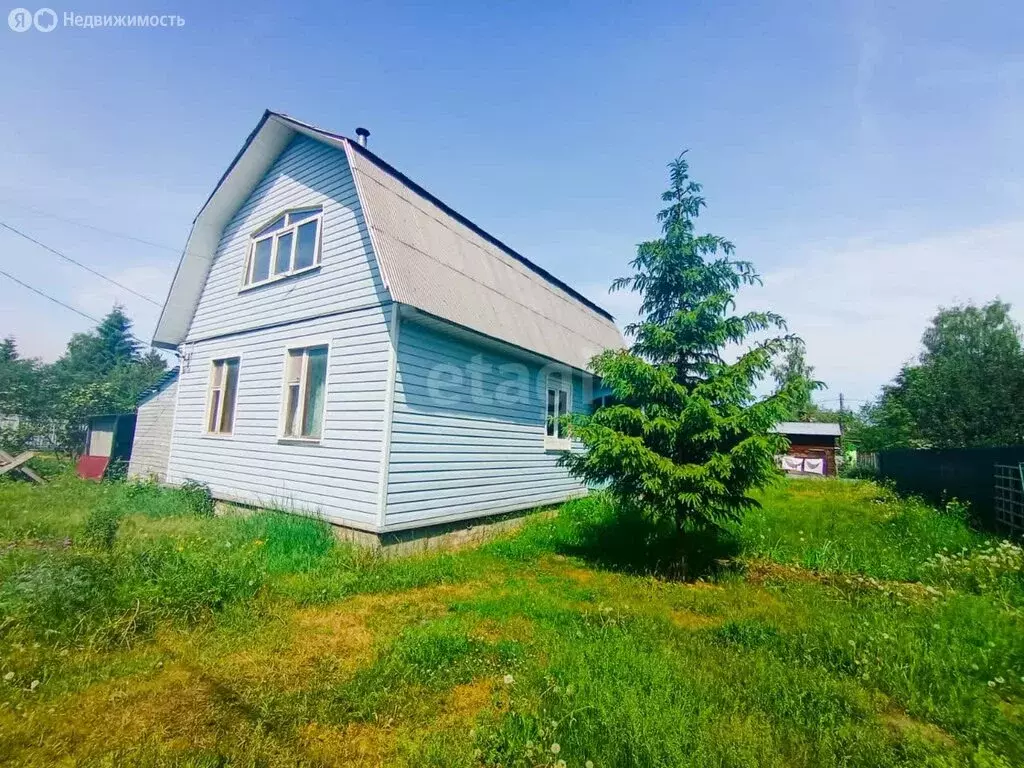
<box><xmin>384</xmin><ymin>319</ymin><xmax>590</xmax><ymax>531</ymax></box>
<box><xmin>128</xmin><ymin>376</ymin><xmax>178</xmax><ymax>482</ymax></box>
<box><xmin>166</xmin><ymin>306</ymin><xmax>391</xmax><ymax>529</ymax></box>
<box><xmin>167</xmin><ymin>135</ymin><xmax>393</xmax><ymax>530</ymax></box>
<box><xmin>187</xmin><ymin>135</ymin><xmax>387</xmax><ymax>341</ymax></box>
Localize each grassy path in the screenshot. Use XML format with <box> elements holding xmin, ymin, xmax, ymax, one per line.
<box><xmin>0</xmin><ymin>477</ymin><xmax>1022</xmax><ymax>766</ymax></box>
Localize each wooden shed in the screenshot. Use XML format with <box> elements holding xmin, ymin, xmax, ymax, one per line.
<box><xmin>771</xmin><ymin>422</ymin><xmax>842</xmax><ymax>476</ymax></box>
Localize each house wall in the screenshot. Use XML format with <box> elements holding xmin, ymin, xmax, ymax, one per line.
<box><xmin>187</xmin><ymin>134</ymin><xmax>388</xmax><ymax>342</ymax></box>
<box><xmin>165</xmin><ymin>134</ymin><xmax>394</xmax><ymax>530</ymax></box>
<box><xmin>166</xmin><ymin>305</ymin><xmax>392</xmax><ymax>529</ymax></box>
<box><xmin>383</xmin><ymin>317</ymin><xmax>591</xmax><ymax>532</ymax></box>
<box><xmin>128</xmin><ymin>377</ymin><xmax>178</xmax><ymax>481</ymax></box>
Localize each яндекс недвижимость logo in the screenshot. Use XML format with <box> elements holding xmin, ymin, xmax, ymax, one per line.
<box><xmin>8</xmin><ymin>8</ymin><xmax>183</xmax><ymax>31</ymax></box>
<box><xmin>8</xmin><ymin>7</ymin><xmax>56</xmax><ymax>31</ymax></box>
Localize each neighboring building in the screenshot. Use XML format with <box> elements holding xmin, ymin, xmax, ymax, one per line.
<box><xmin>77</xmin><ymin>413</ymin><xmax>137</xmax><ymax>480</ymax></box>
<box><xmin>139</xmin><ymin>111</ymin><xmax>625</xmax><ymax>536</ymax></box>
<box><xmin>771</xmin><ymin>422</ymin><xmax>842</xmax><ymax>476</ymax></box>
<box><xmin>127</xmin><ymin>368</ymin><xmax>179</xmax><ymax>482</ymax></box>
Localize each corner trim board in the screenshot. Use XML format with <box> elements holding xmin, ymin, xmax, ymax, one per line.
<box><xmin>376</xmin><ymin>302</ymin><xmax>401</xmax><ymax>526</ymax></box>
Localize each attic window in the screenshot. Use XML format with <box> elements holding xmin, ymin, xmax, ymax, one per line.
<box><xmin>243</xmin><ymin>207</ymin><xmax>323</xmax><ymax>288</ymax></box>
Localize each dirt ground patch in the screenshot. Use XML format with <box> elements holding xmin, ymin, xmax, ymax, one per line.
<box><xmin>0</xmin><ymin>663</ymin><xmax>238</xmax><ymax>764</ymax></box>
<box><xmin>296</xmin><ymin>677</ymin><xmax>496</xmax><ymax>767</ymax></box>
<box><xmin>745</xmin><ymin>560</ymin><xmax>945</xmax><ymax>601</ymax></box>
<box><xmin>299</xmin><ymin>720</ymin><xmax>399</xmax><ymax>768</ymax></box>
<box><xmin>218</xmin><ymin>582</ymin><xmax>484</xmax><ymax>689</ymax></box>
<box><xmin>669</xmin><ymin>608</ymin><xmax>723</xmax><ymax>630</ymax></box>
<box><xmin>882</xmin><ymin>709</ymin><xmax>956</xmax><ymax>747</ymax></box>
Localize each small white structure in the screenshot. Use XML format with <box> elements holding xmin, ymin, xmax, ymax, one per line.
<box><xmin>127</xmin><ymin>369</ymin><xmax>179</xmax><ymax>483</ymax></box>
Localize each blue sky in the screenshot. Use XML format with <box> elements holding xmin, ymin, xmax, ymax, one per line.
<box><xmin>1</xmin><ymin>0</ymin><xmax>1022</xmax><ymax>404</ymax></box>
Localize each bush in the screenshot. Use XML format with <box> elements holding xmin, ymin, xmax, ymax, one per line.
<box><xmin>840</xmin><ymin>462</ymin><xmax>877</xmax><ymax>480</ymax></box>
<box><xmin>179</xmin><ymin>479</ymin><xmax>215</xmax><ymax>517</ymax></box>
<box><xmin>83</xmin><ymin>500</ymin><xmax>124</xmax><ymax>550</ymax></box>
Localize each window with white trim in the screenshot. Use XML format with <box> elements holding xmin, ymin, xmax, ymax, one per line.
<box><xmin>206</xmin><ymin>357</ymin><xmax>240</xmax><ymax>435</ymax></box>
<box><xmin>545</xmin><ymin>373</ymin><xmax>571</xmax><ymax>450</ymax></box>
<box><xmin>243</xmin><ymin>207</ymin><xmax>323</xmax><ymax>288</ymax></box>
<box><xmin>280</xmin><ymin>345</ymin><xmax>329</xmax><ymax>440</ymax></box>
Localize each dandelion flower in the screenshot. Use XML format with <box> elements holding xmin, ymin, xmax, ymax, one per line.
<box><xmin>3</xmin><ymin>672</ymin><xmax>13</xmax><ymax>682</ymax></box>
<box><xmin>587</xmin><ymin>762</ymin><xmax>595</xmax><ymax>768</ymax></box>
<box><xmin>503</xmin><ymin>674</ymin><xmax>514</xmax><ymax>685</ymax></box>
<box><xmin>996</xmin><ymin>677</ymin><xmax>1005</xmax><ymax>684</ymax></box>
<box><xmin>551</xmin><ymin>743</ymin><xmax>561</xmax><ymax>754</ymax></box>
<box><xmin>556</xmin><ymin>761</ymin><xmax>567</xmax><ymax>768</ymax></box>
<box><xmin>29</xmin><ymin>680</ymin><xmax>38</xmax><ymax>691</ymax></box>
<box><xmin>989</xmin><ymin>680</ymin><xmax>997</xmax><ymax>688</ymax></box>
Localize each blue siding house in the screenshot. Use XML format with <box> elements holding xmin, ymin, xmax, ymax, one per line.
<box><xmin>142</xmin><ymin>111</ymin><xmax>624</xmax><ymax>537</ymax></box>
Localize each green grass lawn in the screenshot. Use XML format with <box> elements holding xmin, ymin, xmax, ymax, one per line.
<box><xmin>0</xmin><ymin>475</ymin><xmax>1022</xmax><ymax>767</ymax></box>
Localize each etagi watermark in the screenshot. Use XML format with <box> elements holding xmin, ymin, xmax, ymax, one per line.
<box><xmin>8</xmin><ymin>7</ymin><xmax>185</xmax><ymax>31</ymax></box>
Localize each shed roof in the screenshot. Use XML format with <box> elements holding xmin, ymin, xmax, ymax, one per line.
<box><xmin>137</xmin><ymin>367</ymin><xmax>179</xmax><ymax>405</ymax></box>
<box><xmin>771</xmin><ymin>421</ymin><xmax>843</xmax><ymax>437</ymax></box>
<box><xmin>153</xmin><ymin>111</ymin><xmax>625</xmax><ymax>370</ymax></box>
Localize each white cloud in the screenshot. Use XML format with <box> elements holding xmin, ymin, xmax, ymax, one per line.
<box><xmin>582</xmin><ymin>221</ymin><xmax>1024</xmax><ymax>405</ymax></box>
<box><xmin>751</xmin><ymin>220</ymin><xmax>1024</xmax><ymax>403</ymax></box>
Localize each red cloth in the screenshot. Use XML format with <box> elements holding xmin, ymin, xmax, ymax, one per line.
<box><xmin>76</xmin><ymin>455</ymin><xmax>109</xmax><ymax>481</ymax></box>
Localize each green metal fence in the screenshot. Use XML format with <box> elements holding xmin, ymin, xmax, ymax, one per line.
<box><xmin>876</xmin><ymin>447</ymin><xmax>1024</xmax><ymax>535</ymax></box>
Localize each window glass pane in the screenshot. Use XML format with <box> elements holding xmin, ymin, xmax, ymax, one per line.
<box><xmin>294</xmin><ymin>221</ymin><xmax>318</xmax><ymax>270</ymax></box>
<box><xmin>207</xmin><ymin>390</ymin><xmax>221</xmax><ymax>433</ymax></box>
<box><xmin>274</xmin><ymin>232</ymin><xmax>294</xmax><ymax>275</ymax></box>
<box><xmin>302</xmin><ymin>347</ymin><xmax>328</xmax><ymax>438</ymax></box>
<box><xmin>251</xmin><ymin>239</ymin><xmax>272</xmax><ymax>283</ymax></box>
<box><xmin>284</xmin><ymin>384</ymin><xmax>301</xmax><ymax>437</ymax></box>
<box><xmin>210</xmin><ymin>360</ymin><xmax>224</xmax><ymax>387</ymax></box>
<box><xmin>546</xmin><ymin>389</ymin><xmax>556</xmax><ymax>437</ymax></box>
<box><xmin>285</xmin><ymin>349</ymin><xmax>303</xmax><ymax>383</ymax></box>
<box><xmin>219</xmin><ymin>359</ymin><xmax>239</xmax><ymax>433</ymax></box>
<box><xmin>287</xmin><ymin>208</ymin><xmax>320</xmax><ymax>225</ymax></box>
<box><xmin>558</xmin><ymin>390</ymin><xmax>568</xmax><ymax>419</ymax></box>
<box><xmin>255</xmin><ymin>215</ymin><xmax>286</xmax><ymax>237</ymax></box>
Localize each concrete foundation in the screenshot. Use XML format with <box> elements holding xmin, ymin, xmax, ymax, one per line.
<box><xmin>213</xmin><ymin>499</ymin><xmax>557</xmax><ymax>557</ymax></box>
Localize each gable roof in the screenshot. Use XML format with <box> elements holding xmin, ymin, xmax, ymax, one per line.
<box><xmin>771</xmin><ymin>421</ymin><xmax>843</xmax><ymax>437</ymax></box>
<box><xmin>153</xmin><ymin>111</ymin><xmax>625</xmax><ymax>370</ymax></box>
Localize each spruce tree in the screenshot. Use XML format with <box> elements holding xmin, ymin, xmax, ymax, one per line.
<box><xmin>562</xmin><ymin>153</ymin><xmax>810</xmax><ymax>533</ymax></box>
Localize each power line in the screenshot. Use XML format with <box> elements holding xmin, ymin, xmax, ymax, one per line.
<box><xmin>0</xmin><ymin>267</ymin><xmax>101</xmax><ymax>325</ymax></box>
<box><xmin>0</xmin><ymin>221</ymin><xmax>162</xmax><ymax>306</ymax></box>
<box><xmin>0</xmin><ymin>267</ymin><xmax>162</xmax><ymax>354</ymax></box>
<box><xmin>0</xmin><ymin>199</ymin><xmax>180</xmax><ymax>253</ymax></box>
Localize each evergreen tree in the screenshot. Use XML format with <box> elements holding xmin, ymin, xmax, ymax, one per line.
<box><xmin>562</xmin><ymin>153</ymin><xmax>811</xmax><ymax>534</ymax></box>
<box><xmin>0</xmin><ymin>337</ymin><xmax>17</xmax><ymax>364</ymax></box>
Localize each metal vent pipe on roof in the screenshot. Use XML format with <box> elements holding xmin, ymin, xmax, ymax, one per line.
<box><xmin>355</xmin><ymin>127</ymin><xmax>370</xmax><ymax>147</ymax></box>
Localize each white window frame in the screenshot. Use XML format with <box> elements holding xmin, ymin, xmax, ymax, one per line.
<box><xmin>277</xmin><ymin>341</ymin><xmax>331</xmax><ymax>443</ymax></box>
<box><xmin>241</xmin><ymin>206</ymin><xmax>324</xmax><ymax>290</ymax></box>
<box><xmin>544</xmin><ymin>372</ymin><xmax>572</xmax><ymax>451</ymax></box>
<box><xmin>204</xmin><ymin>356</ymin><xmax>241</xmax><ymax>436</ymax></box>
